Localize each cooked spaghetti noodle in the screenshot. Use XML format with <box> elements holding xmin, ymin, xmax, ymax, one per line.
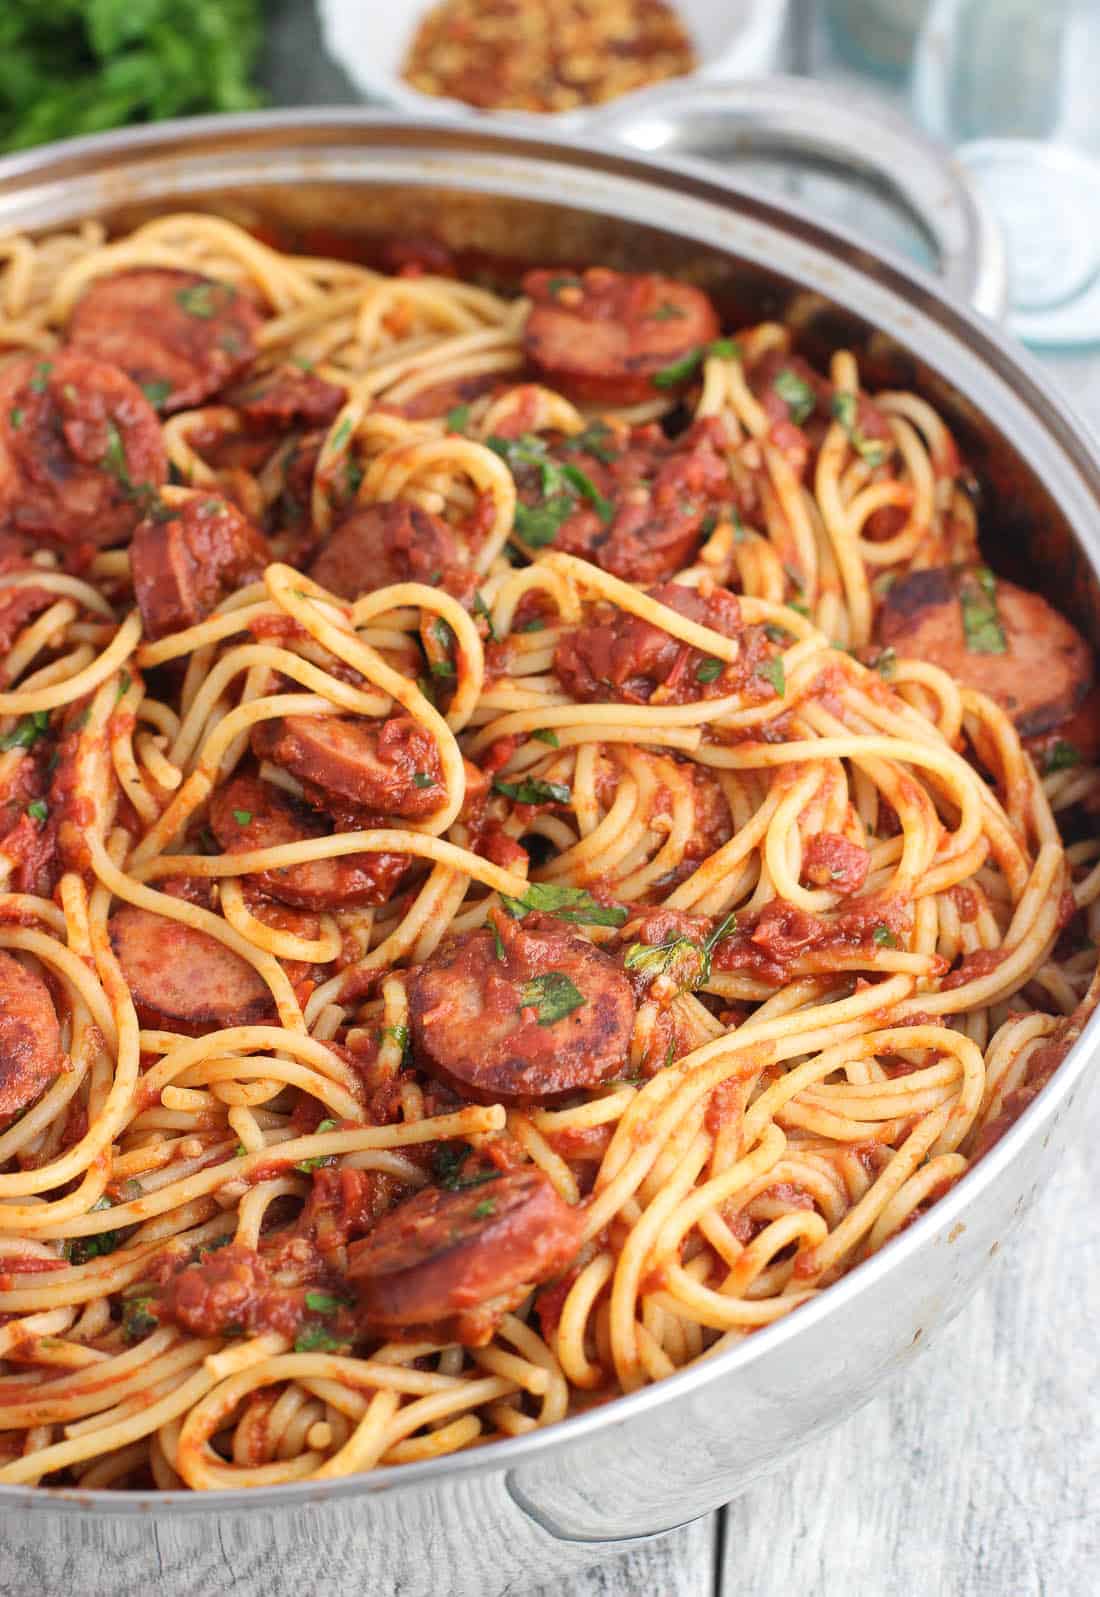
<box><xmin>0</xmin><ymin>214</ymin><xmax>1096</xmax><ymax>1492</ymax></box>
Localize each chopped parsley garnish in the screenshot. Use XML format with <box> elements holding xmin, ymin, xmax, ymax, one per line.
<box><xmin>546</xmin><ymin>275</ymin><xmax>582</xmax><ymax>298</ymax></box>
<box><xmin>561</xmin><ymin>420</ymin><xmax>618</xmax><ymax>464</ymax></box>
<box><xmin>63</xmin><ymin>1199</ymin><xmax>122</xmax><ymax>1263</ymax></box>
<box><xmin>652</xmin><ymin>338</ymin><xmax>739</xmax><ymax>388</ymax></box>
<box><xmin>141</xmin><ymin>380</ymin><xmax>172</xmax><ymax>407</ymax></box>
<box><xmin>773</xmin><ymin>368</ymin><xmax>816</xmax><ymax>425</ymax></box>
<box><xmin>624</xmin><ymin>911</ymin><xmax>737</xmax><ymax>995</ymax></box>
<box><xmin>29</xmin><ymin>363</ymin><xmax>51</xmax><ymax>394</ymax></box>
<box><xmin>492</xmin><ymin>920</ymin><xmax>507</xmax><ymax>961</ymax></box>
<box><xmin>117</xmin><ymin>670</ymin><xmax>132</xmax><ymax>701</ymax></box>
<box><xmin>765</xmin><ymin>624</ymin><xmax>794</xmax><ymax>646</ymax></box>
<box><xmin>758</xmin><ymin>656</ymin><xmax>786</xmax><ymax>696</ymax></box>
<box><xmin>434</xmin><ymin>1143</ymin><xmax>501</xmax><ymax>1191</ymax></box>
<box><xmin>100</xmin><ymin>421</ymin><xmax>130</xmax><ymax>489</ymax></box>
<box><xmin>532</xmin><ymin>728</ymin><xmax>559</xmax><ymax>746</ymax></box>
<box><xmin>121</xmin><ymin>1295</ymin><xmax>158</xmax><ymax>1343</ymax></box>
<box><xmin>649</xmin><ymin>301</ymin><xmax>687</xmax><ymax>321</ymax></box>
<box><xmin>294</xmin><ymin>1326</ymin><xmax>343</xmax><ymax>1353</ymax></box>
<box><xmin>830</xmin><ymin>392</ymin><xmax>890</xmax><ymax>467</ymax></box>
<box><xmin>380</xmin><ymin>1025</ymin><xmax>409</xmax><ymax>1053</ymax></box>
<box><xmin>874</xmin><ymin>646</ymin><xmax>898</xmax><ymax>681</ymax></box>
<box><xmin>872</xmin><ymin>925</ymin><xmax>899</xmax><ymax>948</ymax></box>
<box><xmin>26</xmin><ymin>799</ymin><xmax>47</xmax><ymax>823</ymax></box>
<box><xmin>1044</xmin><ymin>740</ymin><xmax>1081</xmax><ymax>774</ymax></box>
<box><xmin>232</xmin><ymin>809</ymin><xmax>252</xmax><ymax>826</ymax></box>
<box><xmin>488</xmin><ymin>432</ymin><xmax>612</xmax><ymax>548</ymax></box>
<box><xmin>500</xmin><ymin>881</ymin><xmax>627</xmax><ymax>928</ymax></box>
<box><xmin>294</xmin><ymin>1123</ymin><xmax>338</xmax><ymax>1173</ymax></box>
<box><xmin>518</xmin><ymin>971</ymin><xmax>585</xmax><ymax>1026</ymax></box>
<box><xmin>696</xmin><ymin>657</ymin><xmax>724</xmax><ymax>684</ymax></box>
<box><xmin>473</xmin><ymin>591</ymin><xmax>498</xmax><ymax>641</ymax></box>
<box><xmin>493</xmin><ymin>776</ymin><xmax>571</xmax><ymax>806</ymax></box>
<box><xmin>0</xmin><ymin>709</ymin><xmax>49</xmax><ymax>752</ymax></box>
<box><xmin>516</xmin><ymin>617</ymin><xmax>546</xmax><ymax>633</ymax></box>
<box><xmin>446</xmin><ymin>403</ymin><xmax>470</xmax><ymax>434</ymax></box>
<box><xmin>412</xmin><ymin>772</ymin><xmax>435</xmax><ymax>788</ymax></box>
<box><xmin>473</xmin><ymin>1198</ymin><xmax>497</xmax><ymax>1218</ymax></box>
<box><xmin>9</xmin><ymin>407</ymin><xmax>23</xmax><ymax>429</ymax></box>
<box><xmin>514</xmin><ymin>497</ymin><xmax>575</xmax><ymax>546</ymax></box>
<box><xmin>959</xmin><ymin>566</ymin><xmax>1007</xmax><ymax>654</ymax></box>
<box><xmin>430</xmin><ymin>659</ymin><xmax>456</xmax><ymax>678</ymax></box>
<box><xmin>329</xmin><ymin>416</ymin><xmax>353</xmax><ymax>451</ymax></box>
<box><xmin>304</xmin><ymin>1290</ymin><xmax>345</xmax><ymax>1316</ymax></box>
<box><xmin>175</xmin><ymin>281</ymin><xmax>219</xmax><ymax>318</ymax></box>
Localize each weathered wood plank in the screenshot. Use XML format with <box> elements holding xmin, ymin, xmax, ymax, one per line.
<box><xmin>530</xmin><ymin>1515</ymin><xmax>718</xmax><ymax>1597</ymax></box>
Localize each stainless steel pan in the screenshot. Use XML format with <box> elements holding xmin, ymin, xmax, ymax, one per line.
<box><xmin>0</xmin><ymin>112</ymin><xmax>1096</xmax><ymax>1597</ymax></box>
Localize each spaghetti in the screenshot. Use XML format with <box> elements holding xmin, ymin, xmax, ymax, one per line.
<box><xmin>0</xmin><ymin>213</ymin><xmax>1096</xmax><ymax>1492</ymax></box>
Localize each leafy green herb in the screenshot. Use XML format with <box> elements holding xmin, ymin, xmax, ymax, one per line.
<box><xmin>493</xmin><ymin>776</ymin><xmax>571</xmax><ymax>806</ymax></box>
<box><xmin>412</xmin><ymin>772</ymin><xmax>435</xmax><ymax>788</ymax></box>
<box><xmin>546</xmin><ymin>275</ymin><xmax>581</xmax><ymax>298</ymax></box>
<box><xmin>518</xmin><ymin>971</ymin><xmax>585</xmax><ymax>1026</ymax></box>
<box><xmin>101</xmin><ymin>421</ymin><xmax>130</xmax><ymax>489</ymax></box>
<box><xmin>116</xmin><ymin>670</ymin><xmax>132</xmax><ymax>701</ymax></box>
<box><xmin>0</xmin><ymin>709</ymin><xmax>49</xmax><ymax>752</ymax></box>
<box><xmin>430</xmin><ymin>659</ymin><xmax>456</xmax><ymax>678</ymax></box>
<box><xmin>516</xmin><ymin>618</ymin><xmax>546</xmax><ymax>633</ymax></box>
<box><xmin>416</xmin><ymin>674</ymin><xmax>437</xmax><ymax>706</ymax></box>
<box><xmin>294</xmin><ymin>1325</ymin><xmax>343</xmax><ymax>1353</ymax></box>
<box><xmin>624</xmin><ymin>911</ymin><xmax>736</xmax><ymax>995</ymax></box>
<box><xmin>380</xmin><ymin>1024</ymin><xmax>409</xmax><ymax>1053</ymax></box>
<box><xmin>9</xmin><ymin>407</ymin><xmax>23</xmax><ymax>430</ymax></box>
<box><xmin>329</xmin><ymin>416</ymin><xmax>353</xmax><ymax>451</ymax></box>
<box><xmin>959</xmin><ymin>566</ymin><xmax>1007</xmax><ymax>655</ymax></box>
<box><xmin>63</xmin><ymin>1199</ymin><xmax>122</xmax><ymax>1264</ymax></box>
<box><xmin>1044</xmin><ymin>740</ymin><xmax>1081</xmax><ymax>774</ymax></box>
<box><xmin>473</xmin><ymin>1198</ymin><xmax>497</xmax><ymax>1218</ymax></box>
<box><xmin>649</xmin><ymin>301</ymin><xmax>687</xmax><ymax>321</ymax></box>
<box><xmin>758</xmin><ymin>656</ymin><xmax>786</xmax><ymax>696</ymax></box>
<box><xmin>500</xmin><ymin>881</ymin><xmax>627</xmax><ymax>928</ymax></box>
<box><xmin>294</xmin><ymin>1124</ymin><xmax>338</xmax><ymax>1173</ymax></box>
<box><xmin>489</xmin><ymin>433</ymin><xmax>612</xmax><ymax>546</ymax></box>
<box><xmin>531</xmin><ymin>728</ymin><xmax>559</xmax><ymax>746</ymax></box>
<box><xmin>872</xmin><ymin>925</ymin><xmax>899</xmax><ymax>948</ymax></box>
<box><xmin>140</xmin><ymin>380</ymin><xmax>172</xmax><ymax>407</ymax></box>
<box><xmin>316</xmin><ymin>1119</ymin><xmax>338</xmax><ymax>1134</ymax></box>
<box><xmin>232</xmin><ymin>809</ymin><xmax>252</xmax><ymax>826</ymax></box>
<box><xmin>29</xmin><ymin>363</ymin><xmax>51</xmax><ymax>393</ymax></box>
<box><xmin>830</xmin><ymin>392</ymin><xmax>889</xmax><ymax>467</ymax></box>
<box><xmin>514</xmin><ymin>497</ymin><xmax>575</xmax><ymax>547</ymax></box>
<box><xmin>874</xmin><ymin>646</ymin><xmax>898</xmax><ymax>681</ymax></box>
<box><xmin>434</xmin><ymin>1143</ymin><xmax>501</xmax><ymax>1191</ymax></box>
<box><xmin>696</xmin><ymin>657</ymin><xmax>723</xmax><ymax>684</ymax></box>
<box><xmin>765</xmin><ymin>624</ymin><xmax>793</xmax><ymax>646</ymax></box>
<box><xmin>492</xmin><ymin>920</ymin><xmax>507</xmax><ymax>962</ymax></box>
<box><xmin>561</xmin><ymin>421</ymin><xmax>618</xmax><ymax>464</ymax></box>
<box><xmin>176</xmin><ymin>282</ymin><xmax>218</xmax><ymax>318</ymax></box>
<box><xmin>304</xmin><ymin>1290</ymin><xmax>345</xmax><ymax>1316</ymax></box>
<box><xmin>432</xmin><ymin>616</ymin><xmax>455</xmax><ymax>656</ymax></box>
<box><xmin>344</xmin><ymin>459</ymin><xmax>363</xmax><ymax>497</ymax></box>
<box><xmin>773</xmin><ymin>368</ymin><xmax>816</xmax><ymax>425</ymax></box>
<box><xmin>26</xmin><ymin>799</ymin><xmax>47</xmax><ymax>823</ymax></box>
<box><xmin>473</xmin><ymin>591</ymin><xmax>499</xmax><ymax>642</ymax></box>
<box><xmin>651</xmin><ymin>337</ymin><xmax>738</xmax><ymax>388</ymax></box>
<box><xmin>446</xmin><ymin>403</ymin><xmax>470</xmax><ymax>434</ymax></box>
<box><xmin>558</xmin><ymin>462</ymin><xmax>613</xmax><ymax>524</ymax></box>
<box><xmin>121</xmin><ymin>1295</ymin><xmax>158</xmax><ymax>1342</ymax></box>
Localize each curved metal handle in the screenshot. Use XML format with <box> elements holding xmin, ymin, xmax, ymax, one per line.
<box><xmin>587</xmin><ymin>75</ymin><xmax>1008</xmax><ymax>321</ymax></box>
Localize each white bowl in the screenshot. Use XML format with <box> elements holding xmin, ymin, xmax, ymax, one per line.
<box><xmin>317</xmin><ymin>0</ymin><xmax>791</xmax><ymax>129</ymax></box>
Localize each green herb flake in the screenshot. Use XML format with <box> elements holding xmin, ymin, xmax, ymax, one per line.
<box><xmin>329</xmin><ymin>416</ymin><xmax>353</xmax><ymax>452</ymax></box>
<box><xmin>121</xmin><ymin>1295</ymin><xmax>158</xmax><ymax>1342</ymax></box>
<box><xmin>176</xmin><ymin>281</ymin><xmax>218</xmax><ymax>318</ymax></box>
<box><xmin>26</xmin><ymin>799</ymin><xmax>47</xmax><ymax>823</ymax></box>
<box><xmin>546</xmin><ymin>275</ymin><xmax>582</xmax><ymax>298</ymax></box>
<box><xmin>562</xmin><ymin>421</ymin><xmax>618</xmax><ymax>464</ymax></box>
<box><xmin>559</xmin><ymin>462</ymin><xmax>614</xmax><ymax>524</ymax></box>
<box><xmin>232</xmin><ymin>809</ymin><xmax>253</xmax><ymax>826</ymax></box>
<box><xmin>1044</xmin><ymin>740</ymin><xmax>1081</xmax><ymax>774</ymax></box>
<box><xmin>100</xmin><ymin>421</ymin><xmax>131</xmax><ymax>489</ymax></box>
<box><xmin>959</xmin><ymin>566</ymin><xmax>1007</xmax><ymax>655</ymax></box>
<box><xmin>532</xmin><ymin>728</ymin><xmax>559</xmax><ymax>746</ymax></box>
<box><xmin>758</xmin><ymin>656</ymin><xmax>786</xmax><ymax>697</ymax></box>
<box><xmin>624</xmin><ymin>910</ymin><xmax>736</xmax><ymax>996</ymax></box>
<box><xmin>294</xmin><ymin>1326</ymin><xmax>343</xmax><ymax>1353</ymax></box>
<box><xmin>116</xmin><ymin>670</ymin><xmax>132</xmax><ymax>701</ymax></box>
<box><xmin>29</xmin><ymin>363</ymin><xmax>51</xmax><ymax>394</ymax></box>
<box><xmin>9</xmin><ymin>407</ymin><xmax>24</xmax><ymax>430</ymax></box>
<box><xmin>773</xmin><ymin>368</ymin><xmax>816</xmax><ymax>425</ymax></box>
<box><xmin>872</xmin><ymin>925</ymin><xmax>899</xmax><ymax>948</ymax></box>
<box><xmin>649</xmin><ymin>301</ymin><xmax>687</xmax><ymax>321</ymax></box>
<box><xmin>765</xmin><ymin>624</ymin><xmax>793</xmax><ymax>646</ymax></box>
<box><xmin>140</xmin><ymin>380</ymin><xmax>172</xmax><ymax>407</ymax></box>
<box><xmin>492</xmin><ymin>920</ymin><xmax>507</xmax><ymax>962</ymax></box>
<box><xmin>380</xmin><ymin>1025</ymin><xmax>409</xmax><ymax>1053</ymax></box>
<box><xmin>874</xmin><ymin>646</ymin><xmax>898</xmax><ymax>681</ymax></box>
<box><xmin>473</xmin><ymin>591</ymin><xmax>499</xmax><ymax>642</ymax></box>
<box><xmin>500</xmin><ymin>881</ymin><xmax>627</xmax><ymax>928</ymax></box>
<box><xmin>412</xmin><ymin>772</ymin><xmax>435</xmax><ymax>788</ymax></box>
<box><xmin>446</xmin><ymin>403</ymin><xmax>471</xmax><ymax>434</ymax></box>
<box><xmin>830</xmin><ymin>391</ymin><xmax>890</xmax><ymax>467</ymax></box>
<box><xmin>652</xmin><ymin>348</ymin><xmax>704</xmax><ymax>388</ymax></box>
<box><xmin>514</xmin><ymin>495</ymin><xmax>575</xmax><ymax>547</ymax></box>
<box><xmin>516</xmin><ymin>618</ymin><xmax>546</xmax><ymax>633</ymax></box>
<box><xmin>0</xmin><ymin>709</ymin><xmax>50</xmax><ymax>752</ymax></box>
<box><xmin>473</xmin><ymin>1198</ymin><xmax>496</xmax><ymax>1218</ymax></box>
<box><xmin>304</xmin><ymin>1290</ymin><xmax>345</xmax><ymax>1316</ymax></box>
<box><xmin>696</xmin><ymin>657</ymin><xmax>723</xmax><ymax>684</ymax></box>
<box><xmin>434</xmin><ymin>1142</ymin><xmax>501</xmax><ymax>1191</ymax></box>
<box><xmin>493</xmin><ymin>776</ymin><xmax>572</xmax><ymax>806</ymax></box>
<box><xmin>430</xmin><ymin>659</ymin><xmax>456</xmax><ymax>678</ymax></box>
<box><xmin>518</xmin><ymin>971</ymin><xmax>585</xmax><ymax>1027</ymax></box>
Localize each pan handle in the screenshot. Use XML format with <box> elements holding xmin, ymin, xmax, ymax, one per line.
<box><xmin>586</xmin><ymin>75</ymin><xmax>1008</xmax><ymax>321</ymax></box>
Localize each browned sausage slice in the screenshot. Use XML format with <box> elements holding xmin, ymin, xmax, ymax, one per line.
<box><xmin>309</xmin><ymin>502</ymin><xmax>463</xmax><ymax>601</ymax></box>
<box><xmin>228</xmin><ymin>365</ymin><xmax>345</xmax><ymax>431</ymax></box>
<box><xmin>67</xmin><ymin>269</ymin><xmax>261</xmax><ymax>413</ymax></box>
<box><xmin>407</xmin><ymin>910</ymin><xmax>636</xmax><ymax>1104</ymax></box>
<box><xmin>131</xmin><ymin>492</ymin><xmax>270</xmax><ymax>640</ymax></box>
<box><xmin>523</xmin><ymin>268</ymin><xmax>721</xmax><ymax>406</ymax></box>
<box><xmin>109</xmin><ymin>906</ymin><xmax>275</xmax><ymax>1034</ymax></box>
<box><xmin>555</xmin><ymin>581</ymin><xmax>742</xmax><ymax>704</ymax></box>
<box><xmin>0</xmin><ymin>352</ymin><xmax>166</xmax><ymax>549</ymax></box>
<box><xmin>878</xmin><ymin>566</ymin><xmax>1093</xmax><ymax>738</ymax></box>
<box><xmin>348</xmin><ymin>1168</ymin><xmax>584</xmax><ymax>1342</ymax></box>
<box><xmin>209</xmin><ymin>774</ymin><xmax>409</xmax><ymax>909</ymax></box>
<box><xmin>252</xmin><ymin>714</ymin><xmax>445</xmax><ymax>818</ymax></box>
<box><xmin>0</xmin><ymin>950</ymin><xmax>63</xmax><ymax>1119</ymax></box>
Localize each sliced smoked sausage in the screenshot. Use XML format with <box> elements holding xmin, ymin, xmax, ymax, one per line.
<box><xmin>252</xmin><ymin>714</ymin><xmax>445</xmax><ymax>818</ymax></box>
<box><xmin>523</xmin><ymin>268</ymin><xmax>721</xmax><ymax>406</ymax></box>
<box><xmin>555</xmin><ymin>581</ymin><xmax>742</xmax><ymax>704</ymax></box>
<box><xmin>0</xmin><ymin>950</ymin><xmax>63</xmax><ymax>1119</ymax></box>
<box><xmin>227</xmin><ymin>365</ymin><xmax>345</xmax><ymax>431</ymax></box>
<box><xmin>67</xmin><ymin>269</ymin><xmax>261</xmax><ymax>413</ymax></box>
<box><xmin>407</xmin><ymin>909</ymin><xmax>636</xmax><ymax>1104</ymax></box>
<box><xmin>131</xmin><ymin>492</ymin><xmax>270</xmax><ymax>639</ymax></box>
<box><xmin>308</xmin><ymin>502</ymin><xmax>464</xmax><ymax>601</ymax></box>
<box><xmin>878</xmin><ymin>565</ymin><xmax>1093</xmax><ymax>738</ymax></box>
<box><xmin>209</xmin><ymin>774</ymin><xmax>409</xmax><ymax>909</ymax></box>
<box><xmin>109</xmin><ymin>905</ymin><xmax>275</xmax><ymax>1034</ymax></box>
<box><xmin>0</xmin><ymin>352</ymin><xmax>166</xmax><ymax>549</ymax></box>
<box><xmin>348</xmin><ymin>1168</ymin><xmax>584</xmax><ymax>1342</ymax></box>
